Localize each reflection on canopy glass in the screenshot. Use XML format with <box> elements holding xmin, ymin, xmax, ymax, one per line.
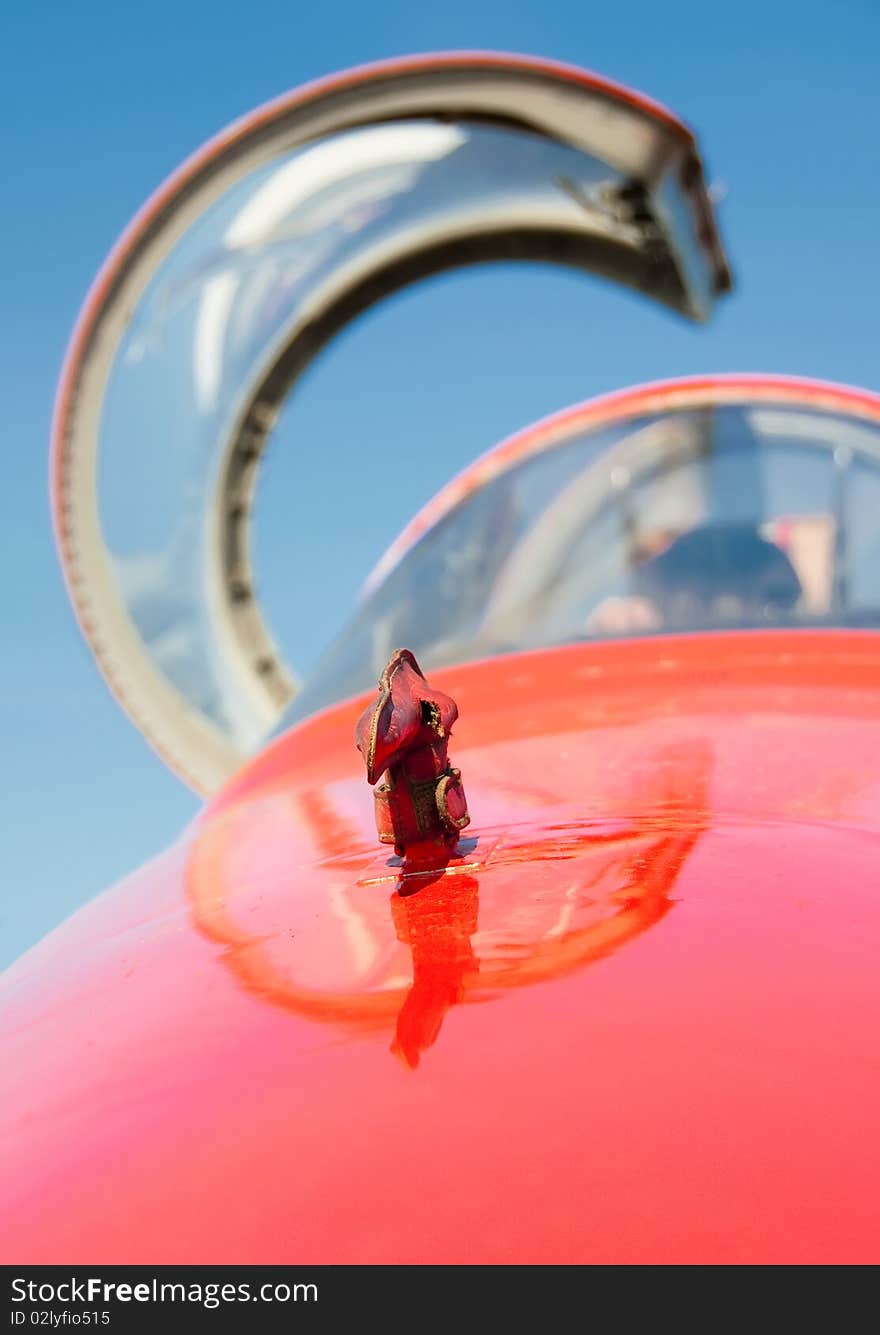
<box><xmin>97</xmin><ymin>117</ymin><xmax>664</xmax><ymax>748</ymax></box>
<box><xmin>288</xmin><ymin>401</ymin><xmax>880</xmax><ymax>721</ymax></box>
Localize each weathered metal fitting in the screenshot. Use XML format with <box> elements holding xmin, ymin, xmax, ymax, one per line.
<box><xmin>355</xmin><ymin>649</ymin><xmax>470</xmax><ymax>857</ymax></box>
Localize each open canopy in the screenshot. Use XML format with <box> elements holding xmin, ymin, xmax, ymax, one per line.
<box><xmin>52</xmin><ymin>52</ymin><xmax>730</xmax><ymax>791</ymax></box>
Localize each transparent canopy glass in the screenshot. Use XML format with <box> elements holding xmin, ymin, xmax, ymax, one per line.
<box><xmin>287</xmin><ymin>398</ymin><xmax>880</xmax><ymax>722</ymax></box>
<box><xmin>53</xmin><ymin>54</ymin><xmax>729</xmax><ymax>790</ymax></box>
<box><xmin>101</xmin><ymin>118</ymin><xmax>639</xmax><ymax>738</ymax></box>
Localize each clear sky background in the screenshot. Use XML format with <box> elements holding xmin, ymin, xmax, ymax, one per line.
<box><xmin>3</xmin><ymin>0</ymin><xmax>878</xmax><ymax>970</ymax></box>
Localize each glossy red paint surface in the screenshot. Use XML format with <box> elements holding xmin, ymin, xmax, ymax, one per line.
<box><xmin>3</xmin><ymin>630</ymin><xmax>880</xmax><ymax>1263</ymax></box>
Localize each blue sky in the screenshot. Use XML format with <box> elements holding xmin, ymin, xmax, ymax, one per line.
<box><xmin>3</xmin><ymin>0</ymin><xmax>878</xmax><ymax>969</ymax></box>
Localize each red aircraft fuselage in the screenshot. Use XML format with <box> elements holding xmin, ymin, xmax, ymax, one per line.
<box><xmin>6</xmin><ymin>51</ymin><xmax>879</xmax><ymax>1268</ymax></box>
<box><xmin>3</xmin><ymin>630</ymin><xmax>879</xmax><ymax>1263</ymax></box>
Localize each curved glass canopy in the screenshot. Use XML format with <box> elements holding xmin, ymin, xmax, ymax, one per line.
<box><xmin>287</xmin><ymin>381</ymin><xmax>880</xmax><ymax>723</ymax></box>
<box><xmin>52</xmin><ymin>53</ymin><xmax>728</xmax><ymax>792</ymax></box>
